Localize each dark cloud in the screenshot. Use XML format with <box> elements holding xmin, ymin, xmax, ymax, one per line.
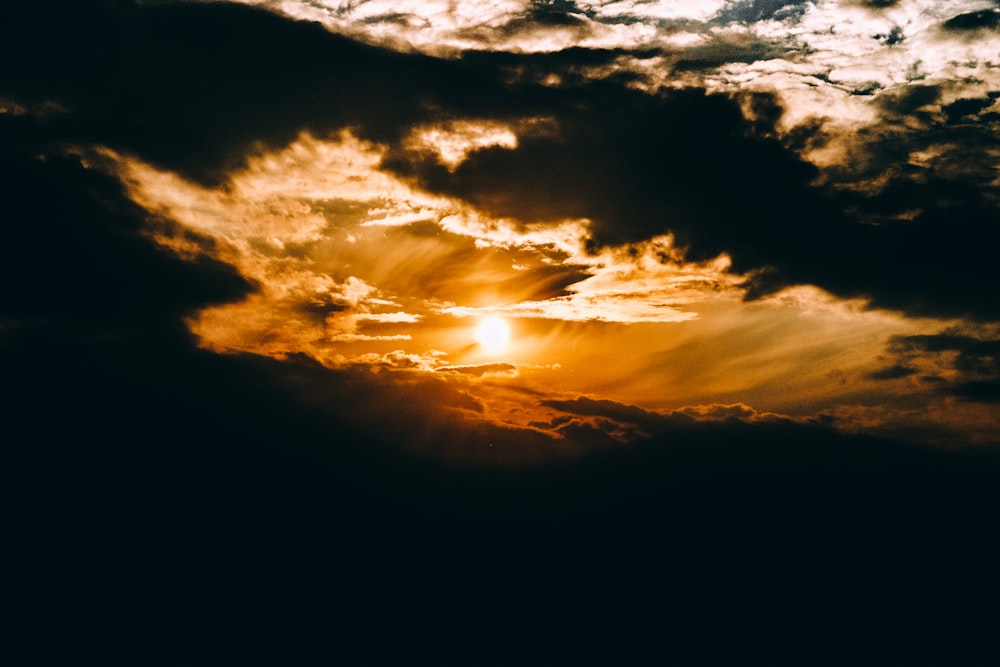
<box><xmin>878</xmin><ymin>332</ymin><xmax>1000</xmax><ymax>401</ymax></box>
<box><xmin>386</xmin><ymin>85</ymin><xmax>825</xmax><ymax>266</ymax></box>
<box><xmin>528</xmin><ymin>414</ymin><xmax>574</xmax><ymax>430</ymax></box>
<box><xmin>874</xmin><ymin>83</ymin><xmax>943</xmax><ymax>119</ymax></box>
<box><xmin>11</xmin><ymin>1</ymin><xmax>1000</xmax><ymax>322</ymax></box>
<box><xmin>393</xmin><ymin>77</ymin><xmax>1000</xmax><ymax>320</ymax></box>
<box><xmin>799</xmin><ymin>185</ymin><xmax>998</xmax><ymax>318</ymax></box>
<box><xmin>671</xmin><ymin>35</ymin><xmax>790</xmax><ymax>71</ymax></box>
<box><xmin>873</xmin><ymin>25</ymin><xmax>905</xmax><ymax>46</ymax></box>
<box><xmin>521</xmin><ymin>0</ymin><xmax>594</xmax><ymax>26</ymax></box>
<box><xmin>949</xmin><ymin>379</ymin><xmax>1000</xmax><ymax>402</ymax></box>
<box><xmin>889</xmin><ymin>332</ymin><xmax>1000</xmax><ymax>359</ymax></box>
<box><xmin>857</xmin><ymin>87</ymin><xmax>1000</xmax><ymax>188</ymax></box>
<box><xmin>869</xmin><ymin>364</ymin><xmax>918</xmax><ymax>381</ymax></box>
<box><xmin>541</xmin><ymin>394</ymin><xmax>999</xmax><ymax>474</ymax></box>
<box><xmin>0</xmin><ymin>0</ymin><xmax>789</xmax><ymax>258</ymax></box>
<box><xmin>360</xmin><ymin>11</ymin><xmax>422</xmax><ymax>26</ymax></box>
<box><xmin>456</xmin><ymin>44</ymin><xmax>657</xmax><ymax>89</ymax></box>
<box><xmin>756</xmin><ymin>84</ymin><xmax>1000</xmax><ymax>319</ymax></box>
<box><xmin>542</xmin><ymin>395</ymin><xmax>692</xmax><ymax>434</ymax></box>
<box><xmin>942</xmin><ymin>9</ymin><xmax>1000</xmax><ymax>32</ymax></box>
<box><xmin>456</xmin><ymin>0</ymin><xmax>596</xmax><ymax>44</ymax></box>
<box><xmin>1</xmin><ymin>0</ymin><xmax>537</xmax><ymax>185</ymax></box>
<box><xmin>853</xmin><ymin>0</ymin><xmax>901</xmax><ymax>8</ymax></box>
<box><xmin>848</xmin><ymin>80</ymin><xmax>884</xmax><ymax>96</ymax></box>
<box><xmin>944</xmin><ymin>94</ymin><xmax>1000</xmax><ymax>124</ymax></box>
<box><xmin>713</xmin><ymin>0</ymin><xmax>810</xmax><ymax>24</ymax></box>
<box><xmin>0</xmin><ymin>116</ymin><xmax>252</xmax><ymax>335</ymax></box>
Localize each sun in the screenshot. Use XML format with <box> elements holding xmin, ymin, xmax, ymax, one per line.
<box><xmin>476</xmin><ymin>316</ymin><xmax>511</xmax><ymax>353</ymax></box>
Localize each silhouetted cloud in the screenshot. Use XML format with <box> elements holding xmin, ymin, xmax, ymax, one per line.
<box><xmin>853</xmin><ymin>0</ymin><xmax>901</xmax><ymax>8</ymax></box>
<box><xmin>3</xmin><ymin>1</ymin><xmax>532</xmax><ymax>184</ymax></box>
<box><xmin>869</xmin><ymin>331</ymin><xmax>1000</xmax><ymax>404</ymax></box>
<box><xmin>869</xmin><ymin>364</ymin><xmax>918</xmax><ymax>381</ymax></box>
<box><xmin>942</xmin><ymin>9</ymin><xmax>1000</xmax><ymax>32</ymax></box>
<box><xmin>8</xmin><ymin>1</ymin><xmax>1000</xmax><ymax>324</ymax></box>
<box><xmin>386</xmin><ymin>84</ymin><xmax>824</xmax><ymax>258</ymax></box>
<box><xmin>0</xmin><ymin>116</ymin><xmax>252</xmax><ymax>336</ymax></box>
<box><xmin>713</xmin><ymin>0</ymin><xmax>810</xmax><ymax>25</ymax></box>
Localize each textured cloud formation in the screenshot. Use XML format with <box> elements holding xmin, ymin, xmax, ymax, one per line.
<box><xmin>5</xmin><ymin>0</ymin><xmax>998</xmax><ymax>448</ymax></box>
<box><xmin>6</xmin><ymin>4</ymin><xmax>1000</xmax><ymax>659</ymax></box>
<box><xmin>107</xmin><ymin>133</ymin><xmax>739</xmax><ymax>373</ymax></box>
<box><xmin>7</xmin><ymin>0</ymin><xmax>1000</xmax><ymax>322</ymax></box>
<box><xmin>3</xmin><ymin>4</ymin><xmax>999</xmax><ymax>465</ymax></box>
<box><xmin>879</xmin><ymin>330</ymin><xmax>1000</xmax><ymax>402</ymax></box>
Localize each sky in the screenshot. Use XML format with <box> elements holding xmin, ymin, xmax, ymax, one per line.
<box><xmin>5</xmin><ymin>0</ymin><xmax>1000</xmax><ymax>660</ymax></box>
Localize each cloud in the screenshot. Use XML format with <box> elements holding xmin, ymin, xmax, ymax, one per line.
<box><xmin>10</xmin><ymin>0</ymin><xmax>1000</xmax><ymax>325</ymax></box>
<box><xmin>404</xmin><ymin>120</ymin><xmax>521</xmax><ymax>171</ymax></box>
<box><xmin>852</xmin><ymin>0</ymin><xmax>901</xmax><ymax>8</ymax></box>
<box><xmin>0</xmin><ymin>117</ymin><xmax>252</xmax><ymax>334</ymax></box>
<box><xmin>437</xmin><ymin>363</ymin><xmax>518</xmax><ymax>376</ymax></box>
<box><xmin>712</xmin><ymin>0</ymin><xmax>810</xmax><ymax>25</ymax></box>
<box><xmin>941</xmin><ymin>9</ymin><xmax>1000</xmax><ymax>32</ymax></box>
<box><xmin>868</xmin><ymin>364</ymin><xmax>918</xmax><ymax>381</ymax></box>
<box><xmin>347</xmin><ymin>349</ymin><xmax>450</xmax><ymax>370</ymax></box>
<box><xmin>241</xmin><ymin>0</ymin><xmax>672</xmax><ymax>53</ymax></box>
<box><xmin>674</xmin><ymin>402</ymin><xmax>784</xmax><ymax>421</ymax></box>
<box><xmin>387</xmin><ymin>72</ymin><xmax>1000</xmax><ymax>320</ymax></box>
<box><xmin>533</xmin><ymin>392</ymin><xmax>998</xmax><ymax>475</ymax></box>
<box><xmin>385</xmin><ymin>84</ymin><xmax>822</xmax><ymax>258</ymax></box>
<box><xmin>541</xmin><ymin>396</ymin><xmax>688</xmax><ymax>436</ymax></box>
<box><xmin>878</xmin><ymin>331</ymin><xmax>1000</xmax><ymax>403</ymax></box>
<box><xmin>669</xmin><ymin>33</ymin><xmax>792</xmax><ymax>73</ymax></box>
<box><xmin>4</xmin><ymin>1</ymin><xmax>544</xmax><ymax>184</ymax></box>
<box><xmin>473</xmin><ymin>0</ymin><xmax>597</xmax><ymax>47</ymax></box>
<box><xmin>949</xmin><ymin>380</ymin><xmax>1000</xmax><ymax>402</ymax></box>
<box><xmin>7</xmin><ymin>0</ymin><xmax>1000</xmax><ymax>448</ymax></box>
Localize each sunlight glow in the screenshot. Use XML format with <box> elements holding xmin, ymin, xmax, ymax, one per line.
<box><xmin>476</xmin><ymin>316</ymin><xmax>511</xmax><ymax>353</ymax></box>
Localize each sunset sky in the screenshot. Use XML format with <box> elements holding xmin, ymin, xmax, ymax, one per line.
<box><xmin>6</xmin><ymin>1</ymin><xmax>1000</xmax><ymax>659</ymax></box>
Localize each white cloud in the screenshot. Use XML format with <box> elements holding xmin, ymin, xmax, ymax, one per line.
<box><xmin>405</xmin><ymin>121</ymin><xmax>519</xmax><ymax>171</ymax></box>
<box><xmin>219</xmin><ymin>0</ymin><xmax>999</xmax><ymax>179</ymax></box>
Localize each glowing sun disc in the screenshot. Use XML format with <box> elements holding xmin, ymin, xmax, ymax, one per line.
<box><xmin>476</xmin><ymin>316</ymin><xmax>510</xmax><ymax>353</ymax></box>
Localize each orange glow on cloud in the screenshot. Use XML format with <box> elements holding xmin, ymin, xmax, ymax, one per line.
<box><xmin>101</xmin><ymin>126</ymin><xmax>994</xmax><ymax>446</ymax></box>
<box><xmin>406</xmin><ymin>121</ymin><xmax>519</xmax><ymax>171</ymax></box>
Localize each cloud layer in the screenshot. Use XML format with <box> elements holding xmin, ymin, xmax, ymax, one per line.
<box><xmin>8</xmin><ymin>0</ymin><xmax>1000</xmax><ymax>322</ymax></box>
<box><xmin>5</xmin><ymin>3</ymin><xmax>1000</xmax><ymax>660</ymax></box>
<box><xmin>5</xmin><ymin>0</ymin><xmax>999</xmax><ymax>447</ymax></box>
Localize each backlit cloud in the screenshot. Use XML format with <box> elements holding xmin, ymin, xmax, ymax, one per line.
<box><xmin>4</xmin><ymin>0</ymin><xmax>998</xmax><ymax>464</ymax></box>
